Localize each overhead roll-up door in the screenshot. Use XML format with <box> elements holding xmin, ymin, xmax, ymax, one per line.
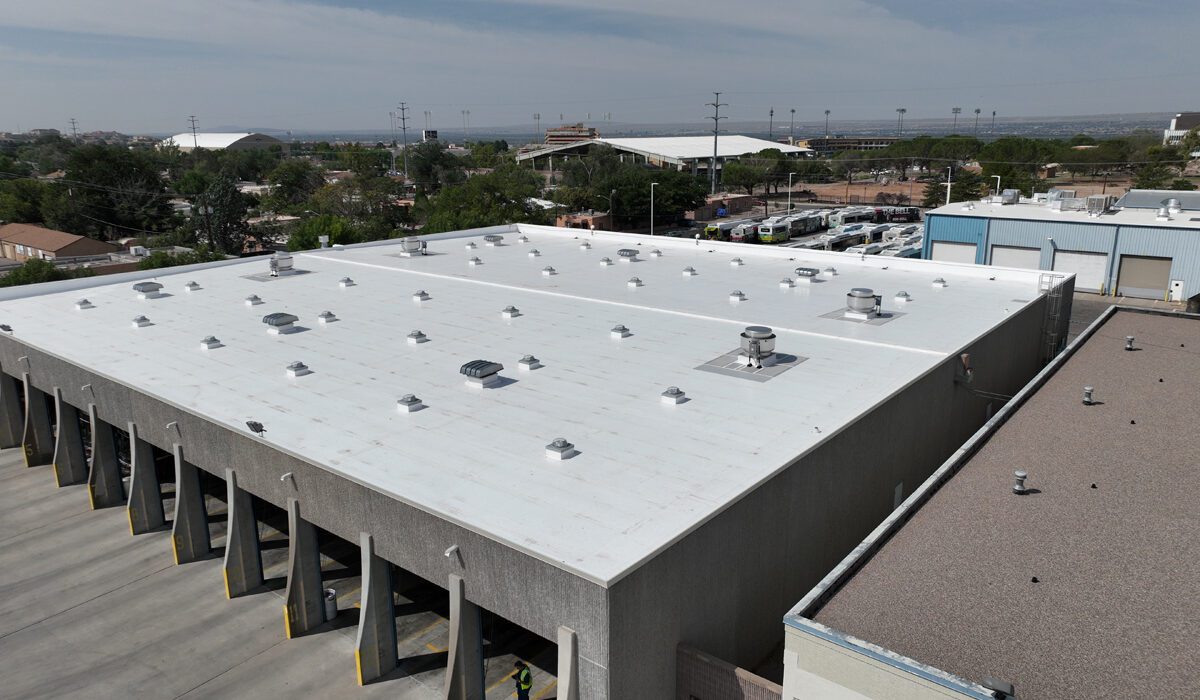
<box><xmin>930</xmin><ymin>242</ymin><xmax>977</xmax><ymax>264</ymax></box>
<box><xmin>1052</xmin><ymin>250</ymin><xmax>1107</xmax><ymax>292</ymax></box>
<box><xmin>1117</xmin><ymin>255</ymin><xmax>1172</xmax><ymax>299</ymax></box>
<box><xmin>990</xmin><ymin>245</ymin><xmax>1041</xmax><ymax>269</ymax></box>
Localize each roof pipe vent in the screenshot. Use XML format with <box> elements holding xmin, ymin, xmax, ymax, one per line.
<box><xmin>1082</xmin><ymin>385</ymin><xmax>1095</xmax><ymax>405</ymax></box>
<box><xmin>517</xmin><ymin>235</ymin><xmax>529</xmax><ymax>244</ymax></box>
<box><xmin>317</xmin><ymin>310</ymin><xmax>338</xmax><ymax>324</ymax></box>
<box><xmin>75</xmin><ymin>298</ymin><xmax>94</xmax><ymax>310</ymax></box>
<box><xmin>1156</xmin><ymin>207</ymin><xmax>1171</xmax><ymax>221</ymax></box>
<box><xmin>599</xmin><ymin>256</ymin><xmax>613</xmax><ymax>266</ymax></box>
<box><xmin>407</xmin><ymin>329</ymin><xmax>428</xmax><ymax>345</ymax></box>
<box><xmin>413</xmin><ymin>289</ymin><xmax>431</xmax><ymax>302</ymax></box>
<box><xmin>580</xmin><ymin>241</ymin><xmax>591</xmax><ymax>250</ymax></box>
<box><xmin>650</xmin><ymin>249</ymin><xmax>663</xmax><ymax>258</ymax></box>
<box><xmin>617</xmin><ymin>248</ymin><xmax>638</xmax><ymax>261</ymax></box>
<box><xmin>133</xmin><ymin>281</ymin><xmax>164</xmax><ymax>299</ymax></box>
<box><xmin>729</xmin><ymin>290</ymin><xmax>746</xmax><ymax>302</ymax></box>
<box><xmin>398</xmin><ymin>237</ymin><xmax>426</xmax><ymax>256</ymax></box>
<box><xmin>200</xmin><ymin>335</ymin><xmax>223</xmax><ymax>350</ymax></box>
<box><xmin>779</xmin><ymin>278</ymin><xmax>795</xmax><ymax>288</ymax></box>
<box><xmin>682</xmin><ymin>266</ymin><xmax>698</xmax><ymax>277</ymax></box>
<box><xmin>468</xmin><ymin>256</ymin><xmax>483</xmax><ymax>267</ymax></box>
<box><xmin>628</xmin><ymin>277</ymin><xmax>643</xmax><ymax>288</ymax></box>
<box><xmin>823</xmin><ymin>266</ymin><xmax>838</xmax><ymax>276</ymax></box>
<box><xmin>131</xmin><ymin>315</ymin><xmax>152</xmax><ymax>328</ymax></box>
<box><xmin>739</xmin><ymin>326</ymin><xmax>776</xmax><ymax>368</ymax></box>
<box><xmin>502</xmin><ymin>305</ymin><xmax>521</xmax><ymax>319</ymax></box>
<box><xmin>528</xmin><ymin>248</ymin><xmax>541</xmax><ymax>258</ymax></box>
<box><xmin>460</xmin><ymin>360</ymin><xmax>504</xmax><ymax>388</ymax></box>
<box><xmin>286</xmin><ymin>360</ymin><xmax>311</xmax><ymax>378</ymax></box>
<box><xmin>245</xmin><ymin>294</ymin><xmax>264</xmax><ymax>306</ymax></box>
<box><xmin>484</xmin><ymin>234</ymin><xmax>504</xmax><ymax>246</ymax></box>
<box><xmin>1012</xmin><ymin>470</ymin><xmax>1029</xmax><ymax>495</ymax></box>
<box><xmin>397</xmin><ymin>394</ymin><xmax>424</xmax><ymax>413</ymax></box>
<box><xmin>184</xmin><ymin>281</ymin><xmax>201</xmax><ymax>292</ymax></box>
<box><xmin>545</xmin><ymin>437</ymin><xmax>577</xmax><ymax>461</ymax></box>
<box><xmin>895</xmin><ymin>291</ymin><xmax>912</xmax><ymax>303</ymax></box>
<box><xmin>518</xmin><ymin>354</ymin><xmax>542</xmax><ymax>370</ymax></box>
<box><xmin>465</xmin><ymin>241</ymin><xmax>478</xmax><ymax>250</ymax></box>
<box><xmin>932</xmin><ymin>277</ymin><xmax>949</xmax><ymax>288</ymax></box>
<box><xmin>262</xmin><ymin>312</ymin><xmax>299</xmax><ymax>335</ymax></box>
<box><xmin>661</xmin><ymin>386</ymin><xmax>687</xmax><ymax>405</ymax></box>
<box><xmin>730</xmin><ymin>257</ymin><xmax>744</xmax><ymax>267</ymax></box>
<box><xmin>542</xmin><ymin>265</ymin><xmax>557</xmax><ymax>276</ymax></box>
<box><xmin>1125</xmin><ymin>335</ymin><xmax>1135</xmax><ymax>351</ymax></box>
<box><xmin>611</xmin><ymin>324</ymin><xmax>631</xmax><ymax>339</ymax></box>
<box><xmin>338</xmin><ymin>276</ymin><xmax>356</xmax><ymax>288</ymax></box>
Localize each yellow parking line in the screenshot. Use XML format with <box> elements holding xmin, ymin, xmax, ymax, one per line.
<box><xmin>400</xmin><ymin>618</ymin><xmax>447</xmax><ymax>645</ymax></box>
<box><xmin>424</xmin><ymin>642</ymin><xmax>447</xmax><ymax>653</ymax></box>
<box><xmin>533</xmin><ymin>679</ymin><xmax>558</xmax><ymax>700</ymax></box>
<box><xmin>484</xmin><ymin>667</ymin><xmax>518</xmax><ymax>693</ymax></box>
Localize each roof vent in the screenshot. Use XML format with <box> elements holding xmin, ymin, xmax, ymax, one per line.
<box><xmin>518</xmin><ymin>354</ymin><xmax>542</xmax><ymax>370</ymax></box>
<box><xmin>465</xmin><ymin>241</ymin><xmax>477</xmax><ymax>250</ymax></box>
<box><xmin>611</xmin><ymin>324</ymin><xmax>631</xmax><ymax>339</ymax></box>
<box><xmin>739</xmin><ymin>326</ymin><xmax>776</xmax><ymax>368</ymax></box>
<box><xmin>133</xmin><ymin>281</ymin><xmax>163</xmax><ymax>299</ymax></box>
<box><xmin>397</xmin><ymin>394</ymin><xmax>424</xmax><ymax>413</ymax></box>
<box><xmin>932</xmin><ymin>277</ymin><xmax>948</xmax><ymax>288</ymax></box>
<box><xmin>1125</xmin><ymin>335</ymin><xmax>1135</xmax><ymax>351</ymax></box>
<box><xmin>545</xmin><ymin>437</ymin><xmax>577</xmax><ymax>460</ymax></box>
<box><xmin>779</xmin><ymin>278</ymin><xmax>794</xmax><ymax>288</ymax></box>
<box><xmin>823</xmin><ymin>266</ymin><xmax>838</xmax><ymax>276</ymax></box>
<box><xmin>730</xmin><ymin>257</ymin><xmax>744</xmax><ymax>266</ymax></box>
<box><xmin>245</xmin><ymin>294</ymin><xmax>263</xmax><ymax>306</ymax></box>
<box><xmin>413</xmin><ymin>289</ymin><xmax>431</xmax><ymax>301</ymax></box>
<box><xmin>528</xmin><ymin>248</ymin><xmax>541</xmax><ymax>258</ymax></box>
<box><xmin>580</xmin><ymin>241</ymin><xmax>591</xmax><ymax>250</ymax></box>
<box><xmin>617</xmin><ymin>248</ymin><xmax>638</xmax><ymax>261</ymax></box>
<box><xmin>795</xmin><ymin>266</ymin><xmax>820</xmax><ymax>278</ymax></box>
<box><xmin>1082</xmin><ymin>385</ymin><xmax>1095</xmax><ymax>405</ymax></box>
<box><xmin>269</xmin><ymin>252</ymin><xmax>293</xmax><ymax>276</ymax></box>
<box><xmin>599</xmin><ymin>256</ymin><xmax>613</xmax><ymax>266</ymax></box>
<box><xmin>682</xmin><ymin>266</ymin><xmax>698</xmax><ymax>277</ymax></box>
<box><xmin>1164</xmin><ymin>197</ymin><xmax>1183</xmax><ymax>214</ymax></box>
<box><xmin>894</xmin><ymin>291</ymin><xmax>912</xmax><ymax>303</ymax></box>
<box><xmin>1012</xmin><ymin>470</ymin><xmax>1029</xmax><ymax>495</ymax></box>
<box><xmin>262</xmin><ymin>312</ymin><xmax>299</xmax><ymax>334</ymax></box>
<box><xmin>729</xmin><ymin>290</ymin><xmax>746</xmax><ymax>302</ymax></box>
<box><xmin>460</xmin><ymin>359</ymin><xmax>504</xmax><ymax>388</ymax></box>
<box><xmin>286</xmin><ymin>360</ymin><xmax>311</xmax><ymax>378</ymax></box>
<box><xmin>338</xmin><ymin>276</ymin><xmax>356</xmax><ymax>288</ymax></box>
<box><xmin>184</xmin><ymin>281</ymin><xmax>201</xmax><ymax>292</ymax></box>
<box><xmin>845</xmin><ymin>288</ymin><xmax>882</xmax><ymax>319</ymax></box>
<box><xmin>131</xmin><ymin>315</ymin><xmax>152</xmax><ymax>328</ymax></box>
<box><xmin>661</xmin><ymin>386</ymin><xmax>687</xmax><ymax>404</ymax></box>
<box><xmin>407</xmin><ymin>329</ymin><xmax>428</xmax><ymax>345</ymax></box>
<box><xmin>517</xmin><ymin>235</ymin><xmax>529</xmax><ymax>243</ymax></box>
<box><xmin>317</xmin><ymin>310</ymin><xmax>338</xmax><ymax>324</ymax></box>
<box><xmin>650</xmin><ymin>249</ymin><xmax>662</xmax><ymax>258</ymax></box>
<box><xmin>502</xmin><ymin>305</ymin><xmax>521</xmax><ymax>319</ymax></box>
<box><xmin>200</xmin><ymin>335</ymin><xmax>223</xmax><ymax>350</ymax></box>
<box><xmin>398</xmin><ymin>237</ymin><xmax>426</xmax><ymax>256</ymax></box>
<box><xmin>468</xmin><ymin>256</ymin><xmax>483</xmax><ymax>266</ymax></box>
<box><xmin>1156</xmin><ymin>206</ymin><xmax>1171</xmax><ymax>221</ymax></box>
<box><xmin>75</xmin><ymin>298</ymin><xmax>94</xmax><ymax>310</ymax></box>
<box><xmin>542</xmin><ymin>265</ymin><xmax>557</xmax><ymax>276</ymax></box>
<box><xmin>628</xmin><ymin>276</ymin><xmax>643</xmax><ymax>288</ymax></box>
<box><xmin>484</xmin><ymin>234</ymin><xmax>504</xmax><ymax>246</ymax></box>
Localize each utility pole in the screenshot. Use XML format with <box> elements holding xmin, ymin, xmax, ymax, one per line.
<box><xmin>68</xmin><ymin>118</ymin><xmax>79</xmax><ymax>143</ymax></box>
<box><xmin>974</xmin><ymin>108</ymin><xmax>981</xmax><ymax>136</ymax></box>
<box><xmin>896</xmin><ymin>108</ymin><xmax>906</xmax><ymax>137</ymax></box>
<box><xmin>188</xmin><ymin>115</ymin><xmax>199</xmax><ymax>149</ymax></box>
<box><xmin>388</xmin><ymin>111</ymin><xmax>397</xmax><ymax>173</ymax></box>
<box><xmin>991</xmin><ymin>110</ymin><xmax>997</xmax><ymax>133</ymax></box>
<box><xmin>769</xmin><ymin>107</ymin><xmax>774</xmax><ymax>139</ymax></box>
<box><xmin>533</xmin><ymin>113</ymin><xmax>541</xmax><ymax>146</ymax></box>
<box><xmin>397</xmin><ymin>102</ymin><xmax>410</xmax><ymax>177</ymax></box>
<box><xmin>789</xmin><ymin>108</ymin><xmax>795</xmax><ymax>142</ymax></box>
<box><xmin>461</xmin><ymin>109</ymin><xmax>470</xmax><ymax>142</ymax></box>
<box><xmin>706</xmin><ymin>92</ymin><xmax>727</xmax><ymax>195</ymax></box>
<box><xmin>952</xmin><ymin>107</ymin><xmax>961</xmax><ymax>131</ymax></box>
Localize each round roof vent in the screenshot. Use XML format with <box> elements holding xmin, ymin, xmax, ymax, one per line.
<box><xmin>617</xmin><ymin>248</ymin><xmax>638</xmax><ymax>258</ymax></box>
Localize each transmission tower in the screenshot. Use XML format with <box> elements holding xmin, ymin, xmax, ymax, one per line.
<box><xmin>188</xmin><ymin>115</ymin><xmax>199</xmax><ymax>149</ymax></box>
<box><xmin>68</xmin><ymin>118</ymin><xmax>79</xmax><ymax>143</ymax></box>
<box><xmin>397</xmin><ymin>102</ymin><xmax>410</xmax><ymax>177</ymax></box>
<box><xmin>706</xmin><ymin>92</ymin><xmax>727</xmax><ymax>194</ymax></box>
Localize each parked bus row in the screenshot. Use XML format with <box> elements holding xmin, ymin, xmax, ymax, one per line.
<box><xmin>702</xmin><ymin>206</ymin><xmax>920</xmax><ymax>244</ymax></box>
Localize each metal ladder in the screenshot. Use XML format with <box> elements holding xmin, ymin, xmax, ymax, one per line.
<box><xmin>1039</xmin><ymin>273</ymin><xmax>1066</xmax><ymax>361</ymax></box>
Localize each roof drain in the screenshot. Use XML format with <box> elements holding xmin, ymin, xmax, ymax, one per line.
<box><xmin>460</xmin><ymin>360</ymin><xmax>504</xmax><ymax>389</ymax></box>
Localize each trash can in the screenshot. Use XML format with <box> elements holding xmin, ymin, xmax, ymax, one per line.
<box><xmin>324</xmin><ymin>588</ymin><xmax>337</xmax><ymax>620</ymax></box>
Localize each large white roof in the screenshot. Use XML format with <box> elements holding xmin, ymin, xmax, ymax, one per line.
<box><xmin>161</xmin><ymin>132</ymin><xmax>281</xmax><ymax>149</ymax></box>
<box><xmin>928</xmin><ymin>198</ymin><xmax>1200</xmax><ymax>230</ymax></box>
<box><xmin>517</xmin><ymin>135</ymin><xmax>809</xmax><ymax>164</ymax></box>
<box><xmin>0</xmin><ymin>225</ymin><xmax>1048</xmax><ymax>584</ymax></box>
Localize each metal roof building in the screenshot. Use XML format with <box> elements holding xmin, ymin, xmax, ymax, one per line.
<box><xmin>0</xmin><ymin>225</ymin><xmax>1069</xmax><ymax>698</ymax></box>
<box><xmin>784</xmin><ymin>306</ymin><xmax>1200</xmax><ymax>700</ymax></box>
<box><xmin>160</xmin><ymin>132</ymin><xmax>285</xmax><ymax>152</ymax></box>
<box><xmin>924</xmin><ymin>190</ymin><xmax>1200</xmax><ymax>303</ymax></box>
<box><xmin>516</xmin><ymin>135</ymin><xmax>810</xmax><ymax>174</ymax></box>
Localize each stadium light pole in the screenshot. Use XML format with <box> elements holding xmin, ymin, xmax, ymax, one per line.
<box><xmin>650</xmin><ymin>182</ymin><xmax>659</xmax><ymax>236</ymax></box>
<box><xmin>790</xmin><ymin>108</ymin><xmax>795</xmax><ymax>142</ymax></box>
<box><xmin>973</xmin><ymin>108</ymin><xmax>981</xmax><ymax>136</ymax></box>
<box><xmin>952</xmin><ymin>106</ymin><xmax>961</xmax><ymax>131</ymax></box>
<box><xmin>769</xmin><ymin>107</ymin><xmax>774</xmax><ymax>139</ymax></box>
<box><xmin>896</xmin><ymin>108</ymin><xmax>906</xmax><ymax>137</ymax></box>
<box><xmin>824</xmin><ymin>109</ymin><xmax>830</xmax><ymax>139</ymax></box>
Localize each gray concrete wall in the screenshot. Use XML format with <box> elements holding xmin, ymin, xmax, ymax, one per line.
<box><xmin>0</xmin><ymin>336</ymin><xmax>612</xmax><ymax>698</ymax></box>
<box><xmin>606</xmin><ymin>297</ymin><xmax>1052</xmax><ymax>699</ymax></box>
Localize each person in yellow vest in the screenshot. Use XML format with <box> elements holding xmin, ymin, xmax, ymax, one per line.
<box><xmin>513</xmin><ymin>660</ymin><xmax>532</xmax><ymax>700</ymax></box>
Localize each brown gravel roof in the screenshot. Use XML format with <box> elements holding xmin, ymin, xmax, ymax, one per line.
<box><xmin>814</xmin><ymin>309</ymin><xmax>1200</xmax><ymax>700</ymax></box>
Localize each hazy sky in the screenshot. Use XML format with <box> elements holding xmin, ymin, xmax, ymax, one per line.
<box><xmin>0</xmin><ymin>0</ymin><xmax>1194</xmax><ymax>134</ymax></box>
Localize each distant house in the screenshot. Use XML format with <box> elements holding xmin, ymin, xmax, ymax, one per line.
<box><xmin>0</xmin><ymin>224</ymin><xmax>120</xmax><ymax>262</ymax></box>
<box><xmin>160</xmin><ymin>132</ymin><xmax>286</xmax><ymax>153</ymax></box>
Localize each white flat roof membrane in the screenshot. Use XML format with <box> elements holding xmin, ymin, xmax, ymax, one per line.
<box><xmin>0</xmin><ymin>225</ymin><xmax>1049</xmax><ymax>584</ymax></box>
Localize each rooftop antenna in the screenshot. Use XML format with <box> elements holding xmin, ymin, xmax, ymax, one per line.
<box><xmin>187</xmin><ymin>115</ymin><xmax>199</xmax><ymax>149</ymax></box>
<box><xmin>706</xmin><ymin>91</ymin><xmax>727</xmax><ymax>195</ymax></box>
<box><xmin>397</xmin><ymin>101</ymin><xmax>410</xmax><ymax>177</ymax></box>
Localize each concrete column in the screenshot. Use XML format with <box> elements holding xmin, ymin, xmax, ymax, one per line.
<box><xmin>21</xmin><ymin>373</ymin><xmax>54</xmax><ymax>467</ymax></box>
<box><xmin>0</xmin><ymin>371</ymin><xmax>23</xmax><ymax>449</ymax></box>
<box><xmin>51</xmin><ymin>388</ymin><xmax>87</xmax><ymax>486</ymax></box>
<box><xmin>126</xmin><ymin>422</ymin><xmax>164</xmax><ymax>535</ymax></box>
<box><xmin>86</xmin><ymin>403</ymin><xmax>125</xmax><ymax>509</ymax></box>
<box><xmin>170</xmin><ymin>443</ymin><xmax>210</xmax><ymax>564</ymax></box>
<box><xmin>557</xmin><ymin>626</ymin><xmax>580</xmax><ymax>700</ymax></box>
<box><xmin>283</xmin><ymin>497</ymin><xmax>325</xmax><ymax>638</ymax></box>
<box><xmin>354</xmin><ymin>532</ymin><xmax>397</xmax><ymax>685</ymax></box>
<box><xmin>222</xmin><ymin>468</ymin><xmax>263</xmax><ymax>598</ymax></box>
<box><xmin>443</xmin><ymin>574</ymin><xmax>484</xmax><ymax>700</ymax></box>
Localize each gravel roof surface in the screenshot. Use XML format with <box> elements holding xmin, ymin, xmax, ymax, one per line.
<box><xmin>814</xmin><ymin>309</ymin><xmax>1200</xmax><ymax>700</ymax></box>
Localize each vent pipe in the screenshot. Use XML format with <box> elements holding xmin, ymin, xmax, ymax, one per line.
<box><xmin>545</xmin><ymin>437</ymin><xmax>577</xmax><ymax>461</ymax></box>
<box><xmin>628</xmin><ymin>277</ymin><xmax>643</xmax><ymax>288</ymax></box>
<box><xmin>317</xmin><ymin>310</ymin><xmax>337</xmax><ymax>324</ymax></box>
<box><xmin>580</xmin><ymin>241</ymin><xmax>591</xmax><ymax>250</ymax></box>
<box><xmin>542</xmin><ymin>265</ymin><xmax>557</xmax><ymax>276</ymax></box>
<box><xmin>779</xmin><ymin>278</ymin><xmax>795</xmax><ymax>288</ymax></box>
<box><xmin>611</xmin><ymin>324</ymin><xmax>631</xmax><ymax>339</ymax></box>
<box><xmin>932</xmin><ymin>277</ymin><xmax>948</xmax><ymax>288</ymax></box>
<box><xmin>468</xmin><ymin>256</ymin><xmax>483</xmax><ymax>266</ymax></box>
<box><xmin>75</xmin><ymin>298</ymin><xmax>94</xmax><ymax>310</ymax></box>
<box><xmin>397</xmin><ymin>394</ymin><xmax>424</xmax><ymax>413</ymax></box>
<box><xmin>200</xmin><ymin>335</ymin><xmax>222</xmax><ymax>350</ymax></box>
<box><xmin>682</xmin><ymin>266</ymin><xmax>697</xmax><ymax>277</ymax></box>
<box><xmin>413</xmin><ymin>290</ymin><xmax>431</xmax><ymax>301</ymax></box>
<box><xmin>286</xmin><ymin>361</ymin><xmax>311</xmax><ymax>378</ymax></box>
<box><xmin>131</xmin><ymin>315</ymin><xmax>152</xmax><ymax>328</ymax></box>
<box><xmin>502</xmin><ymin>305</ymin><xmax>521</xmax><ymax>319</ymax></box>
<box><xmin>730</xmin><ymin>257</ymin><xmax>744</xmax><ymax>267</ymax></box>
<box><xmin>465</xmin><ymin>241</ymin><xmax>477</xmax><ymax>250</ymax></box>
<box><xmin>518</xmin><ymin>354</ymin><xmax>542</xmax><ymax>370</ymax></box>
<box><xmin>599</xmin><ymin>256</ymin><xmax>613</xmax><ymax>266</ymax></box>
<box><xmin>184</xmin><ymin>281</ymin><xmax>201</xmax><ymax>292</ymax></box>
<box><xmin>1082</xmin><ymin>386</ymin><xmax>1095</xmax><ymax>405</ymax></box>
<box><xmin>1012</xmin><ymin>470</ymin><xmax>1029</xmax><ymax>495</ymax></box>
<box><xmin>407</xmin><ymin>330</ymin><xmax>429</xmax><ymax>345</ymax></box>
<box><xmin>650</xmin><ymin>249</ymin><xmax>663</xmax><ymax>258</ymax></box>
<box><xmin>245</xmin><ymin>294</ymin><xmax>263</xmax><ymax>306</ymax></box>
<box><xmin>338</xmin><ymin>276</ymin><xmax>356</xmax><ymax>288</ymax></box>
<box><xmin>661</xmin><ymin>386</ymin><xmax>687</xmax><ymax>404</ymax></box>
<box><xmin>528</xmin><ymin>248</ymin><xmax>541</xmax><ymax>258</ymax></box>
<box><xmin>1125</xmin><ymin>336</ymin><xmax>1135</xmax><ymax>351</ymax></box>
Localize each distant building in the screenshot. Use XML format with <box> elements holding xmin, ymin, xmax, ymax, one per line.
<box><xmin>922</xmin><ymin>188</ymin><xmax>1200</xmax><ymax>302</ymax></box>
<box><xmin>796</xmin><ymin>135</ymin><xmax>899</xmax><ymax>157</ymax></box>
<box><xmin>544</xmin><ymin>123</ymin><xmax>599</xmax><ymax>146</ymax></box>
<box><xmin>1162</xmin><ymin>111</ymin><xmax>1200</xmax><ymax>145</ymax></box>
<box><xmin>160</xmin><ymin>132</ymin><xmax>286</xmax><ymax>153</ymax></box>
<box><xmin>0</xmin><ymin>223</ymin><xmax>119</xmax><ymax>262</ymax></box>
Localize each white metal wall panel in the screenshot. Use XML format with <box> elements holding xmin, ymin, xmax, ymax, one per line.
<box><xmin>1116</xmin><ymin>255</ymin><xmax>1171</xmax><ymax>299</ymax></box>
<box><xmin>990</xmin><ymin>245</ymin><xmax>1041</xmax><ymax>269</ymax></box>
<box><xmin>1052</xmin><ymin>250</ymin><xmax>1107</xmax><ymax>292</ymax></box>
<box><xmin>930</xmin><ymin>242</ymin><xmax>977</xmax><ymax>264</ymax></box>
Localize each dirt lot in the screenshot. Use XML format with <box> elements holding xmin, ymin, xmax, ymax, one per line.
<box><xmin>786</xmin><ymin>174</ymin><xmax>1139</xmax><ymax>207</ymax></box>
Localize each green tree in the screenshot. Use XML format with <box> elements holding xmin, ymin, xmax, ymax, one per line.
<box><xmin>1133</xmin><ymin>166</ymin><xmax>1175</xmax><ymax>189</ymax></box>
<box><xmin>49</xmin><ymin>145</ymin><xmax>176</xmax><ymax>238</ymax></box>
<box><xmin>136</xmin><ymin>247</ymin><xmax>227</xmax><ymax>270</ymax></box>
<box><xmin>407</xmin><ymin>141</ymin><xmax>465</xmax><ymax>193</ymax></box>
<box><xmin>423</xmin><ymin>163</ymin><xmax>549</xmax><ymax>232</ymax></box>
<box><xmin>721</xmin><ymin>161</ymin><xmax>769</xmax><ymax>195</ymax></box>
<box><xmin>0</xmin><ymin>179</ymin><xmax>49</xmax><ymax>223</ymax></box>
<box><xmin>0</xmin><ymin>258</ymin><xmax>92</xmax><ymax>287</ymax></box>
<box><xmin>266</xmin><ymin>159</ymin><xmax>325</xmax><ymax>209</ymax></box>
<box><xmin>286</xmin><ymin>215</ymin><xmax>362</xmax><ymax>251</ymax></box>
<box><xmin>1179</xmin><ymin>127</ymin><xmax>1200</xmax><ymax>156</ymax></box>
<box><xmin>921</xmin><ymin>169</ymin><xmax>985</xmax><ymax>208</ymax></box>
<box><xmin>1169</xmin><ymin>178</ymin><xmax>1197</xmax><ymax>191</ymax></box>
<box><xmin>193</xmin><ymin>175</ymin><xmax>250</xmax><ymax>254</ymax></box>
